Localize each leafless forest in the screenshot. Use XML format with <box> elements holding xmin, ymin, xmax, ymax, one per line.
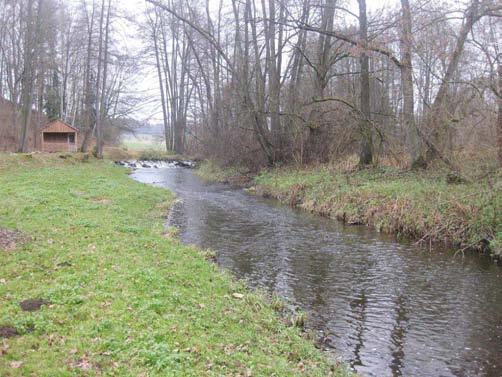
<box><xmin>0</xmin><ymin>0</ymin><xmax>136</xmax><ymax>156</ymax></box>
<box><xmin>1</xmin><ymin>0</ymin><xmax>501</xmax><ymax>171</ymax></box>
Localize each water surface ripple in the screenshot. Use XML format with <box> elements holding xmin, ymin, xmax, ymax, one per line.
<box><xmin>131</xmin><ymin>167</ymin><xmax>502</xmax><ymax>377</ymax></box>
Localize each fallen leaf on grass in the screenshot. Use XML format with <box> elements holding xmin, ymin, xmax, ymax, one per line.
<box><xmin>297</xmin><ymin>361</ymin><xmax>305</xmax><ymax>371</ymax></box>
<box><xmin>232</xmin><ymin>293</ymin><xmax>244</xmax><ymax>299</ymax></box>
<box><xmin>0</xmin><ymin>341</ymin><xmax>9</xmax><ymax>355</ymax></box>
<box><xmin>223</xmin><ymin>344</ymin><xmax>236</xmax><ymax>355</ymax></box>
<box><xmin>10</xmin><ymin>361</ymin><xmax>23</xmax><ymax>368</ymax></box>
<box><xmin>0</xmin><ymin>229</ymin><xmax>27</xmax><ymax>250</ymax></box>
<box><xmin>72</xmin><ymin>357</ymin><xmax>92</xmax><ymax>371</ymax></box>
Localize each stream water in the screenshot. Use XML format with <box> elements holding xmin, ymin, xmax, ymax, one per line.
<box><xmin>131</xmin><ymin>165</ymin><xmax>502</xmax><ymax>377</ymax></box>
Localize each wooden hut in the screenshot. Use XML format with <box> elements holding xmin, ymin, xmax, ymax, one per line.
<box><xmin>40</xmin><ymin>120</ymin><xmax>79</xmax><ymax>152</ymax></box>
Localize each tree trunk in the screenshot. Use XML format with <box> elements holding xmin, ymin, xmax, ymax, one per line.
<box><xmin>426</xmin><ymin>0</ymin><xmax>480</xmax><ymax>162</ymax></box>
<box><xmin>498</xmin><ymin>62</ymin><xmax>502</xmax><ymax>167</ymax></box>
<box><xmin>94</xmin><ymin>0</ymin><xmax>105</xmax><ymax>158</ymax></box>
<box><xmin>399</xmin><ymin>0</ymin><xmax>421</xmax><ymax>167</ymax></box>
<box><xmin>248</xmin><ymin>0</ymin><xmax>274</xmax><ymax>164</ymax></box>
<box><xmin>80</xmin><ymin>3</ymin><xmax>96</xmax><ymax>152</ymax></box>
<box><xmin>262</xmin><ymin>0</ymin><xmax>281</xmax><ymax>153</ymax></box>
<box><xmin>304</xmin><ymin>0</ymin><xmax>335</xmax><ymax>163</ymax></box>
<box><xmin>358</xmin><ymin>0</ymin><xmax>372</xmax><ymax>166</ymax></box>
<box><xmin>97</xmin><ymin>0</ymin><xmax>111</xmax><ymax>159</ymax></box>
<box><xmin>18</xmin><ymin>0</ymin><xmax>36</xmax><ymax>152</ymax></box>
<box><xmin>152</xmin><ymin>15</ymin><xmax>170</xmax><ymax>153</ymax></box>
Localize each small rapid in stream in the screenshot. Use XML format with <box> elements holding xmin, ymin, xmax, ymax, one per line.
<box><xmin>131</xmin><ymin>165</ymin><xmax>502</xmax><ymax>377</ymax></box>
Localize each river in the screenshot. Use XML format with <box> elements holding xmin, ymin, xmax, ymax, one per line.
<box><xmin>131</xmin><ymin>165</ymin><xmax>502</xmax><ymax>377</ymax></box>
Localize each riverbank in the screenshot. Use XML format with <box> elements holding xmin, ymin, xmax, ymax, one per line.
<box><xmin>197</xmin><ymin>161</ymin><xmax>501</xmax><ymax>259</ymax></box>
<box><xmin>0</xmin><ymin>154</ymin><xmax>349</xmax><ymax>376</ymax></box>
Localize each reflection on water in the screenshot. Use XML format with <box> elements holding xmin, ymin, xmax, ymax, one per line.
<box><xmin>132</xmin><ymin>167</ymin><xmax>502</xmax><ymax>377</ymax></box>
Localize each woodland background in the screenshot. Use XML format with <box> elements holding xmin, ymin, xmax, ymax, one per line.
<box><xmin>0</xmin><ymin>0</ymin><xmax>500</xmax><ymax>174</ymax></box>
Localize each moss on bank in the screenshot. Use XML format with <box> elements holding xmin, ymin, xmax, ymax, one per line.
<box><xmin>197</xmin><ymin>161</ymin><xmax>501</xmax><ymax>258</ymax></box>
<box><xmin>0</xmin><ymin>154</ymin><xmax>349</xmax><ymax>376</ymax></box>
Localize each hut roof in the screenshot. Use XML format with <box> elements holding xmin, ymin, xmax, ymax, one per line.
<box><xmin>41</xmin><ymin>120</ymin><xmax>79</xmax><ymax>133</ymax></box>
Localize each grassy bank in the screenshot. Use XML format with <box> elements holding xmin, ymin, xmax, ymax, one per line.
<box><xmin>198</xmin><ymin>161</ymin><xmax>501</xmax><ymax>258</ymax></box>
<box><xmin>0</xmin><ymin>154</ymin><xmax>348</xmax><ymax>376</ymax></box>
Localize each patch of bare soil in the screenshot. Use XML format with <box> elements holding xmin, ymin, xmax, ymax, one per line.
<box><xmin>70</xmin><ymin>356</ymin><xmax>98</xmax><ymax>372</ymax></box>
<box><xmin>91</xmin><ymin>197</ymin><xmax>112</xmax><ymax>205</ymax></box>
<box><xmin>19</xmin><ymin>299</ymin><xmax>51</xmax><ymax>312</ymax></box>
<box><xmin>0</xmin><ymin>325</ymin><xmax>18</xmax><ymax>338</ymax></box>
<box><xmin>0</xmin><ymin>228</ymin><xmax>27</xmax><ymax>251</ymax></box>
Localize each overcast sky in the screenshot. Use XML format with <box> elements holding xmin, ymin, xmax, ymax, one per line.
<box><xmin>111</xmin><ymin>0</ymin><xmax>401</xmax><ymax>123</ymax></box>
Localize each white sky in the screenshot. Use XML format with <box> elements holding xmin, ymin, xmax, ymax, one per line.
<box><xmin>111</xmin><ymin>0</ymin><xmax>400</xmax><ymax>123</ymax></box>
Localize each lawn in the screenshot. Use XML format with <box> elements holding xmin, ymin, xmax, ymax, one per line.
<box><xmin>0</xmin><ymin>154</ymin><xmax>348</xmax><ymax>376</ymax></box>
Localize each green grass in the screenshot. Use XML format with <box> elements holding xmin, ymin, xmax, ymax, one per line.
<box><xmin>254</xmin><ymin>165</ymin><xmax>501</xmax><ymax>256</ymax></box>
<box><xmin>0</xmin><ymin>154</ymin><xmax>349</xmax><ymax>376</ymax></box>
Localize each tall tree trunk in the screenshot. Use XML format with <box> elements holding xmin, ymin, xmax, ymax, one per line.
<box><xmin>498</xmin><ymin>62</ymin><xmax>502</xmax><ymax>167</ymax></box>
<box><xmin>399</xmin><ymin>0</ymin><xmax>421</xmax><ymax>167</ymax></box>
<box><xmin>97</xmin><ymin>0</ymin><xmax>111</xmax><ymax>159</ymax></box>
<box><xmin>248</xmin><ymin>0</ymin><xmax>274</xmax><ymax>164</ymax></box>
<box><xmin>80</xmin><ymin>3</ymin><xmax>96</xmax><ymax>152</ymax></box>
<box><xmin>18</xmin><ymin>0</ymin><xmax>36</xmax><ymax>152</ymax></box>
<box><xmin>286</xmin><ymin>0</ymin><xmax>309</xmax><ymax>162</ymax></box>
<box><xmin>426</xmin><ymin>0</ymin><xmax>480</xmax><ymax>162</ymax></box>
<box><xmin>94</xmin><ymin>0</ymin><xmax>105</xmax><ymax>158</ymax></box>
<box><xmin>305</xmin><ymin>0</ymin><xmax>334</xmax><ymax>163</ymax></box>
<box><xmin>152</xmin><ymin>15</ymin><xmax>170</xmax><ymax>152</ymax></box>
<box><xmin>358</xmin><ymin>0</ymin><xmax>372</xmax><ymax>166</ymax></box>
<box><xmin>262</xmin><ymin>0</ymin><xmax>281</xmax><ymax>154</ymax></box>
<box><xmin>206</xmin><ymin>0</ymin><xmax>222</xmax><ymax>137</ymax></box>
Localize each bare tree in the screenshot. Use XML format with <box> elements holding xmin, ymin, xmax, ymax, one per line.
<box><xmin>358</xmin><ymin>0</ymin><xmax>372</xmax><ymax>165</ymax></box>
<box><xmin>18</xmin><ymin>0</ymin><xmax>38</xmax><ymax>152</ymax></box>
<box><xmin>5</xmin><ymin>0</ymin><xmax>498</xmax><ymax>173</ymax></box>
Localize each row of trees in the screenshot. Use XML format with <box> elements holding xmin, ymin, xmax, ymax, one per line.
<box><xmin>145</xmin><ymin>0</ymin><xmax>501</xmax><ymax>170</ymax></box>
<box><xmin>0</xmin><ymin>0</ymin><xmax>137</xmax><ymax>155</ymax></box>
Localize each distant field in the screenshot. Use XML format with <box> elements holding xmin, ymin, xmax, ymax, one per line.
<box><xmin>121</xmin><ymin>137</ymin><xmax>166</xmax><ymax>152</ymax></box>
